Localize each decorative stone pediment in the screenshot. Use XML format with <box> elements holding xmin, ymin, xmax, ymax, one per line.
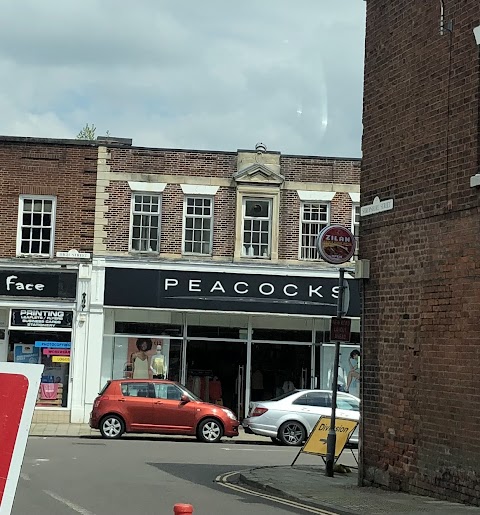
<box><xmin>233</xmin><ymin>163</ymin><xmax>284</xmax><ymax>185</ymax></box>
<box><xmin>235</xmin><ymin>149</ymin><xmax>284</xmax><ymax>185</ymax></box>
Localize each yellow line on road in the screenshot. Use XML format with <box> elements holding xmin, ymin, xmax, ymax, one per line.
<box><xmin>216</xmin><ymin>470</ymin><xmax>341</xmax><ymax>515</ymax></box>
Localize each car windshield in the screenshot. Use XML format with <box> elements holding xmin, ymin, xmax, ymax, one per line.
<box><xmin>178</xmin><ymin>384</ymin><xmax>202</xmax><ymax>402</ymax></box>
<box><xmin>337</xmin><ymin>394</ymin><xmax>360</xmax><ymax>412</ymax></box>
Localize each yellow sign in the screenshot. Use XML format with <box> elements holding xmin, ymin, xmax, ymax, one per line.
<box><xmin>52</xmin><ymin>356</ymin><xmax>70</xmax><ymax>363</ymax></box>
<box><xmin>302</xmin><ymin>416</ymin><xmax>358</xmax><ymax>458</ymax></box>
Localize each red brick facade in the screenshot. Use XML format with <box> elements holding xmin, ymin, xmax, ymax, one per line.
<box><xmin>361</xmin><ymin>1</ymin><xmax>480</xmax><ymax>505</ymax></box>
<box><xmin>0</xmin><ymin>137</ymin><xmax>98</xmax><ymax>258</ymax></box>
<box><xmin>101</xmin><ymin>144</ymin><xmax>360</xmax><ymax>262</ymax></box>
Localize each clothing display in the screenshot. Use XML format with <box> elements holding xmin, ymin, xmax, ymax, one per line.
<box><xmin>209</xmin><ymin>377</ymin><xmax>222</xmax><ymax>402</ymax></box>
<box><xmin>282</xmin><ymin>380</ymin><xmax>295</xmax><ymax>393</ymax></box>
<box><xmin>132</xmin><ymin>355</ymin><xmax>149</xmax><ymax>379</ymax></box>
<box><xmin>151</xmin><ymin>350</ymin><xmax>165</xmax><ymax>379</ymax></box>
<box><xmin>251</xmin><ymin>370</ymin><xmax>264</xmax><ymax>389</ymax></box>
<box><xmin>40</xmin><ymin>383</ymin><xmax>59</xmax><ymax>400</ymax></box>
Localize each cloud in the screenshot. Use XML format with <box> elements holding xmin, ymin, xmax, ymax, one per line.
<box><xmin>0</xmin><ymin>0</ymin><xmax>365</xmax><ymax>157</ymax></box>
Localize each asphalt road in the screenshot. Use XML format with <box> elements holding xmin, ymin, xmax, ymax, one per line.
<box><xmin>12</xmin><ymin>436</ymin><xmax>357</xmax><ymax>515</ymax></box>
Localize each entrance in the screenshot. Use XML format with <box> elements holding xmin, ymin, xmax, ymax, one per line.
<box><xmin>250</xmin><ymin>343</ymin><xmax>311</xmax><ymax>402</ymax></box>
<box><xmin>186</xmin><ymin>340</ymin><xmax>246</xmax><ymax>417</ymax></box>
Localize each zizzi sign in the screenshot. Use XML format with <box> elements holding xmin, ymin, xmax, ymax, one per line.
<box><xmin>11</xmin><ymin>310</ymin><xmax>74</xmax><ymax>329</ymax></box>
<box><xmin>0</xmin><ymin>271</ymin><xmax>77</xmax><ymax>299</ymax></box>
<box><xmin>105</xmin><ymin>268</ymin><xmax>360</xmax><ymax>317</ymax></box>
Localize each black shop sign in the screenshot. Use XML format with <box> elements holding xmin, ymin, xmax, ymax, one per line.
<box><xmin>104</xmin><ymin>268</ymin><xmax>360</xmax><ymax>317</ymax></box>
<box><xmin>11</xmin><ymin>309</ymin><xmax>74</xmax><ymax>329</ymax></box>
<box><xmin>0</xmin><ymin>270</ymin><xmax>77</xmax><ymax>299</ymax></box>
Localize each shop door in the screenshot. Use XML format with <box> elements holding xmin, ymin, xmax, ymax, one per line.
<box><xmin>236</xmin><ymin>365</ymin><xmax>246</xmax><ymax>420</ymax></box>
<box><xmin>250</xmin><ymin>343</ymin><xmax>312</xmax><ymax>402</ymax></box>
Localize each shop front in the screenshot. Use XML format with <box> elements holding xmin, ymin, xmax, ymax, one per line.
<box><xmin>100</xmin><ymin>265</ymin><xmax>361</xmax><ymax>419</ymax></box>
<box><xmin>0</xmin><ymin>268</ymin><xmax>79</xmax><ymax>420</ymax></box>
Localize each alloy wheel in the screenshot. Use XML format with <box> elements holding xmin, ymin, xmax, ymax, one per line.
<box><xmin>202</xmin><ymin>421</ymin><xmax>221</xmax><ymax>442</ymax></box>
<box><xmin>280</xmin><ymin>422</ymin><xmax>305</xmax><ymax>445</ymax></box>
<box><xmin>102</xmin><ymin>417</ymin><xmax>122</xmax><ymax>437</ymax></box>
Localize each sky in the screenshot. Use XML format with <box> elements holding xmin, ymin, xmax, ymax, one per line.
<box><xmin>0</xmin><ymin>1</ymin><xmax>366</xmax><ymax>157</ymax></box>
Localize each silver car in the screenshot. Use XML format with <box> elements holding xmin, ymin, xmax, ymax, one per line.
<box><xmin>242</xmin><ymin>389</ymin><xmax>360</xmax><ymax>446</ymax></box>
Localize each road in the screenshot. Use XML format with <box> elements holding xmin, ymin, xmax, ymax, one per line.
<box><xmin>12</xmin><ymin>435</ymin><xmax>357</xmax><ymax>515</ymax></box>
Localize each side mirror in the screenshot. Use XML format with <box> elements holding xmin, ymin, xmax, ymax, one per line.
<box><xmin>180</xmin><ymin>394</ymin><xmax>190</xmax><ymax>403</ymax></box>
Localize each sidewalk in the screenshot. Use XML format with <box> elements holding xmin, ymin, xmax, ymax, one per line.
<box><xmin>29</xmin><ymin>423</ymin><xmax>266</xmax><ymax>443</ymax></box>
<box><xmin>232</xmin><ymin>465</ymin><xmax>480</xmax><ymax>514</ymax></box>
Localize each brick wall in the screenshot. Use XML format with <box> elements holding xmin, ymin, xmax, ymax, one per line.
<box><xmin>0</xmin><ymin>138</ymin><xmax>97</xmax><ymax>257</ymax></box>
<box><xmin>361</xmin><ymin>0</ymin><xmax>480</xmax><ymax>504</ymax></box>
<box><xmin>103</xmin><ymin>145</ymin><xmax>360</xmax><ymax>263</ymax></box>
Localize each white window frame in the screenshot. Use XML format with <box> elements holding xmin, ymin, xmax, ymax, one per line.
<box><xmin>182</xmin><ymin>195</ymin><xmax>214</xmax><ymax>256</ymax></box>
<box><xmin>129</xmin><ymin>192</ymin><xmax>162</xmax><ymax>254</ymax></box>
<box><xmin>241</xmin><ymin>197</ymin><xmax>272</xmax><ymax>259</ymax></box>
<box><xmin>298</xmin><ymin>201</ymin><xmax>330</xmax><ymax>260</ymax></box>
<box><xmin>16</xmin><ymin>195</ymin><xmax>57</xmax><ymax>257</ymax></box>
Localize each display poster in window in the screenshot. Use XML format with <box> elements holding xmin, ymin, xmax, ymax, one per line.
<box><xmin>125</xmin><ymin>337</ymin><xmax>170</xmax><ymax>380</ymax></box>
<box><xmin>322</xmin><ymin>345</ymin><xmax>360</xmax><ymax>397</ymax></box>
<box><xmin>10</xmin><ymin>309</ymin><xmax>73</xmax><ymax>329</ymax></box>
<box><xmin>13</xmin><ymin>344</ymin><xmax>40</xmax><ymax>364</ymax></box>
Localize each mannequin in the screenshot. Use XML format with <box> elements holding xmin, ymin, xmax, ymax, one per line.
<box><xmin>131</xmin><ymin>338</ymin><xmax>152</xmax><ymax>379</ymax></box>
<box><xmin>150</xmin><ymin>344</ymin><xmax>166</xmax><ymax>379</ymax></box>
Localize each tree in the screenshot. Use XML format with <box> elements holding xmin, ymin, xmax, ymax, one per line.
<box><xmin>76</xmin><ymin>124</ymin><xmax>110</xmax><ymax>140</ymax></box>
<box><xmin>76</xmin><ymin>123</ymin><xmax>96</xmax><ymax>140</ymax></box>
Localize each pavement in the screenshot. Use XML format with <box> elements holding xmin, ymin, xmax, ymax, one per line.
<box><xmin>29</xmin><ymin>422</ymin><xmax>268</xmax><ymax>442</ymax></box>
<box><xmin>229</xmin><ymin>464</ymin><xmax>480</xmax><ymax>514</ymax></box>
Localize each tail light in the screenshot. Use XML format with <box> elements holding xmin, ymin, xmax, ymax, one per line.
<box><xmin>251</xmin><ymin>407</ymin><xmax>268</xmax><ymax>417</ymax></box>
<box><xmin>93</xmin><ymin>397</ymin><xmax>102</xmax><ymax>409</ymax></box>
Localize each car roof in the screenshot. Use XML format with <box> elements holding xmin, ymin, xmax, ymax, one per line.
<box><xmin>110</xmin><ymin>379</ymin><xmax>176</xmax><ymax>384</ymax></box>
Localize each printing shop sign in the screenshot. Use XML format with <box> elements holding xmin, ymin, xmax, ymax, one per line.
<box><xmin>10</xmin><ymin>310</ymin><xmax>73</xmax><ymax>329</ymax></box>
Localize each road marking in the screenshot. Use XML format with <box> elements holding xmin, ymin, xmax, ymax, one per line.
<box><xmin>20</xmin><ymin>473</ymin><xmax>30</xmax><ymax>481</ymax></box>
<box><xmin>43</xmin><ymin>490</ymin><xmax>96</xmax><ymax>515</ymax></box>
<box><xmin>216</xmin><ymin>470</ymin><xmax>341</xmax><ymax>515</ymax></box>
<box><xmin>222</xmin><ymin>447</ymin><xmax>293</xmax><ymax>452</ymax></box>
<box><xmin>34</xmin><ymin>458</ymin><xmax>50</xmax><ymax>462</ymax></box>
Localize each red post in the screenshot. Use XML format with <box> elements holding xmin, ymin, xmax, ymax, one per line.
<box><xmin>174</xmin><ymin>504</ymin><xmax>194</xmax><ymax>514</ymax></box>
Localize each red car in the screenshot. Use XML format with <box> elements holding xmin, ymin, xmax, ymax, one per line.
<box><xmin>89</xmin><ymin>379</ymin><xmax>239</xmax><ymax>443</ymax></box>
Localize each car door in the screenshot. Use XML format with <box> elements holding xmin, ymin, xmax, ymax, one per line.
<box><xmin>292</xmin><ymin>392</ymin><xmax>332</xmax><ymax>434</ymax></box>
<box><xmin>151</xmin><ymin>383</ymin><xmax>196</xmax><ymax>433</ymax></box>
<box><xmin>120</xmin><ymin>382</ymin><xmax>155</xmax><ymax>431</ymax></box>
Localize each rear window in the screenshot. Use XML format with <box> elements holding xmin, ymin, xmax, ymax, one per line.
<box><xmin>268</xmin><ymin>390</ymin><xmax>300</xmax><ymax>402</ymax></box>
<box><xmin>337</xmin><ymin>394</ymin><xmax>360</xmax><ymax>412</ymax></box>
<box><xmin>98</xmin><ymin>381</ymin><xmax>111</xmax><ymax>396</ymax></box>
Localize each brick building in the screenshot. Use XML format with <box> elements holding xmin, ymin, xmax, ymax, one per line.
<box><xmin>0</xmin><ymin>136</ymin><xmax>98</xmax><ymax>423</ymax></box>
<box><xmin>85</xmin><ymin>139</ymin><xmax>361</xmax><ymax>425</ymax></box>
<box><xmin>0</xmin><ymin>135</ymin><xmax>361</xmax><ymax>426</ymax></box>
<box><xmin>360</xmin><ymin>1</ymin><xmax>480</xmax><ymax>505</ymax></box>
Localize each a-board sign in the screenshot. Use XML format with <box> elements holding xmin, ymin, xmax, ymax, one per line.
<box><xmin>302</xmin><ymin>416</ymin><xmax>358</xmax><ymax>458</ymax></box>
<box><xmin>0</xmin><ymin>362</ymin><xmax>43</xmax><ymax>515</ymax></box>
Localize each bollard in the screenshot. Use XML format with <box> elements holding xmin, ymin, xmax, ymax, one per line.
<box><xmin>174</xmin><ymin>503</ymin><xmax>194</xmax><ymax>514</ymax></box>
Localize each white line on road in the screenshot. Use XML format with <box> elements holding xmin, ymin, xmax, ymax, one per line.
<box><xmin>222</xmin><ymin>447</ymin><xmax>293</xmax><ymax>452</ymax></box>
<box><xmin>216</xmin><ymin>471</ymin><xmax>340</xmax><ymax>515</ymax></box>
<box><xmin>43</xmin><ymin>490</ymin><xmax>96</xmax><ymax>515</ymax></box>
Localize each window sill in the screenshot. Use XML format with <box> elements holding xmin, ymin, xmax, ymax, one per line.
<box><xmin>16</xmin><ymin>254</ymin><xmax>53</xmax><ymax>259</ymax></box>
<box><xmin>240</xmin><ymin>255</ymin><xmax>272</xmax><ymax>260</ymax></box>
<box><xmin>182</xmin><ymin>252</ymin><xmax>213</xmax><ymax>257</ymax></box>
<box><xmin>129</xmin><ymin>250</ymin><xmax>160</xmax><ymax>255</ymax></box>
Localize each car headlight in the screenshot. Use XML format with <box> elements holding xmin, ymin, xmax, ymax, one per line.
<box><xmin>222</xmin><ymin>408</ymin><xmax>237</xmax><ymax>420</ymax></box>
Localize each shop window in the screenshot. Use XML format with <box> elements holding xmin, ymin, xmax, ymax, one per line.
<box><xmin>299</xmin><ymin>202</ymin><xmax>329</xmax><ymax>260</ymax></box>
<box><xmin>17</xmin><ymin>195</ymin><xmax>56</xmax><ymax>257</ymax></box>
<box><xmin>8</xmin><ymin>328</ymin><xmax>72</xmax><ymax>408</ymax></box>
<box><xmin>130</xmin><ymin>193</ymin><xmax>161</xmax><ymax>252</ymax></box>
<box><xmin>183</xmin><ymin>196</ymin><xmax>213</xmax><ymax>255</ymax></box>
<box><xmin>242</xmin><ymin>198</ymin><xmax>272</xmax><ymax>258</ymax></box>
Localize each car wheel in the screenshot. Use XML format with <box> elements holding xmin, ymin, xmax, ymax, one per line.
<box><xmin>278</xmin><ymin>421</ymin><xmax>306</xmax><ymax>446</ymax></box>
<box><xmin>197</xmin><ymin>418</ymin><xmax>223</xmax><ymax>443</ymax></box>
<box><xmin>100</xmin><ymin>415</ymin><xmax>125</xmax><ymax>439</ymax></box>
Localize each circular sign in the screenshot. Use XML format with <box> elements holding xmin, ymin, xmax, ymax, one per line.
<box><xmin>316</xmin><ymin>225</ymin><xmax>356</xmax><ymax>264</ymax></box>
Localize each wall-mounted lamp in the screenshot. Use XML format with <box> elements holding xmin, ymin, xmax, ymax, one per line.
<box><xmin>474</xmin><ymin>25</ymin><xmax>480</xmax><ymax>46</ymax></box>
